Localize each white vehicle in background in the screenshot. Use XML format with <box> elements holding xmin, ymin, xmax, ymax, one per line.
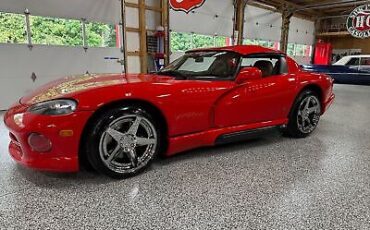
<box><xmin>334</xmin><ymin>55</ymin><xmax>370</xmax><ymax>67</ymax></box>
<box><xmin>302</xmin><ymin>55</ymin><xmax>370</xmax><ymax>85</ymax></box>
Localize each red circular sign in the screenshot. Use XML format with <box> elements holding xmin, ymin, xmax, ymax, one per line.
<box><xmin>169</xmin><ymin>0</ymin><xmax>206</xmax><ymax>13</ymax></box>
<box><xmin>347</xmin><ymin>4</ymin><xmax>370</xmax><ymax>38</ymax></box>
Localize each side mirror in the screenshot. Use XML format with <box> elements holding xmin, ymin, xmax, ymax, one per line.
<box><xmin>235</xmin><ymin>67</ymin><xmax>262</xmax><ymax>84</ymax></box>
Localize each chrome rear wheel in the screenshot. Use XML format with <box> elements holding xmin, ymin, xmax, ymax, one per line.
<box><xmin>296</xmin><ymin>95</ymin><xmax>321</xmax><ymax>134</ymax></box>
<box><xmin>284</xmin><ymin>90</ymin><xmax>322</xmax><ymax>138</ymax></box>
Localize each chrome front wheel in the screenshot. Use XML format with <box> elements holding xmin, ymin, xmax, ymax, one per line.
<box><xmin>85</xmin><ymin>106</ymin><xmax>161</xmax><ymax>178</ymax></box>
<box><xmin>99</xmin><ymin>115</ymin><xmax>158</xmax><ymax>175</ymax></box>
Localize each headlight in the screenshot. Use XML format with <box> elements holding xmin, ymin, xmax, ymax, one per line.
<box><xmin>28</xmin><ymin>99</ymin><xmax>77</xmax><ymax>115</ymax></box>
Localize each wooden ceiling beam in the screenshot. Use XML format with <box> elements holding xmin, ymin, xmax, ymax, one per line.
<box><xmin>250</xmin><ymin>0</ymin><xmax>322</xmax><ymax>18</ymax></box>
<box><xmin>321</xmin><ymin>6</ymin><xmax>355</xmax><ymax>13</ymax></box>
<box><xmin>251</xmin><ymin>0</ymin><xmax>367</xmax><ymax>18</ymax></box>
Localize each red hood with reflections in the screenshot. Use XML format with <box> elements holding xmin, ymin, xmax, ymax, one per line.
<box><xmin>20</xmin><ymin>73</ymin><xmax>175</xmax><ymax>105</ymax></box>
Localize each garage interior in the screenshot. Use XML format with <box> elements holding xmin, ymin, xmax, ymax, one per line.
<box><xmin>0</xmin><ymin>0</ymin><xmax>369</xmax><ymax>228</ymax></box>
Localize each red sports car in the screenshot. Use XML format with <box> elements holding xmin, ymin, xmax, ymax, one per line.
<box><xmin>4</xmin><ymin>45</ymin><xmax>335</xmax><ymax>178</ymax></box>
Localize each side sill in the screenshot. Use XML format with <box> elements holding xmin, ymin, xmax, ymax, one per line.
<box><xmin>215</xmin><ymin>126</ymin><xmax>279</xmax><ymax>145</ymax></box>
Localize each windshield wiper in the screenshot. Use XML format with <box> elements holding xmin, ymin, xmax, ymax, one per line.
<box><xmin>156</xmin><ymin>70</ymin><xmax>188</xmax><ymax>79</ymax></box>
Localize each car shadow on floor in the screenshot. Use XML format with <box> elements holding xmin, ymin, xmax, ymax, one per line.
<box><xmin>15</xmin><ymin>129</ymin><xmax>327</xmax><ymax>191</ymax></box>
<box><xmin>156</xmin><ymin>130</ymin><xmax>283</xmax><ymax>166</ymax></box>
<box><xmin>13</xmin><ymin>163</ymin><xmax>116</xmax><ymax>190</ymax></box>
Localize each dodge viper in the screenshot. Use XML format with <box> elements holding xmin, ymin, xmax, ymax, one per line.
<box><xmin>4</xmin><ymin>45</ymin><xmax>335</xmax><ymax>178</ymax></box>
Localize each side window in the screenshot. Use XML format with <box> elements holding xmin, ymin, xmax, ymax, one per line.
<box><xmin>360</xmin><ymin>57</ymin><xmax>370</xmax><ymax>66</ymax></box>
<box><xmin>346</xmin><ymin>58</ymin><xmax>360</xmax><ymax>66</ymax></box>
<box><xmin>166</xmin><ymin>51</ymin><xmax>240</xmax><ymax>79</ymax></box>
<box><xmin>241</xmin><ymin>56</ymin><xmax>288</xmax><ymax>77</ymax></box>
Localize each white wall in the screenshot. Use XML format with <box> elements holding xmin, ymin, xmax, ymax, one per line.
<box><xmin>288</xmin><ymin>17</ymin><xmax>315</xmax><ymax>45</ymax></box>
<box><xmin>244</xmin><ymin>6</ymin><xmax>315</xmax><ymax>46</ymax></box>
<box><xmin>169</xmin><ymin>2</ymin><xmax>315</xmax><ymax>65</ymax></box>
<box><xmin>169</xmin><ymin>0</ymin><xmax>234</xmax><ymax>62</ymax></box>
<box><xmin>0</xmin><ymin>44</ymin><xmax>122</xmax><ymax>109</ymax></box>
<box><xmin>244</xmin><ymin>5</ymin><xmax>315</xmax><ymax>65</ymax></box>
<box><xmin>244</xmin><ymin>5</ymin><xmax>282</xmax><ymax>42</ymax></box>
<box><xmin>292</xmin><ymin>56</ymin><xmax>311</xmax><ymax>65</ymax></box>
<box><xmin>170</xmin><ymin>0</ymin><xmax>234</xmax><ymax>37</ymax></box>
<box><xmin>289</xmin><ymin>17</ymin><xmax>315</xmax><ymax>65</ymax></box>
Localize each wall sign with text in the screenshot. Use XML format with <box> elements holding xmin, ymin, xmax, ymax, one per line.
<box><xmin>169</xmin><ymin>0</ymin><xmax>206</xmax><ymax>13</ymax></box>
<box><xmin>347</xmin><ymin>4</ymin><xmax>370</xmax><ymax>39</ymax></box>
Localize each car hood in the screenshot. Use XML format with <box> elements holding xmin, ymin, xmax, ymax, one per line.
<box><xmin>20</xmin><ymin>73</ymin><xmax>174</xmax><ymax>105</ymax></box>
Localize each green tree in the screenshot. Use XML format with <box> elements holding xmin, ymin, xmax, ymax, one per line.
<box><xmin>171</xmin><ymin>32</ymin><xmax>192</xmax><ymax>51</ymax></box>
<box><xmin>30</xmin><ymin>16</ymin><xmax>82</xmax><ymax>46</ymax></box>
<box><xmin>0</xmin><ymin>12</ymin><xmax>117</xmax><ymax>47</ymax></box>
<box><xmin>215</xmin><ymin>36</ymin><xmax>227</xmax><ymax>47</ymax></box>
<box><xmin>192</xmin><ymin>34</ymin><xmax>214</xmax><ymax>48</ymax></box>
<box><xmin>171</xmin><ymin>32</ymin><xmax>228</xmax><ymax>52</ymax></box>
<box><xmin>0</xmin><ymin>12</ymin><xmax>26</xmax><ymax>43</ymax></box>
<box><xmin>87</xmin><ymin>22</ymin><xmax>116</xmax><ymax>47</ymax></box>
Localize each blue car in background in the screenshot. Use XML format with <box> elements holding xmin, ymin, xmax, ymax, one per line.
<box><xmin>302</xmin><ymin>55</ymin><xmax>370</xmax><ymax>85</ymax></box>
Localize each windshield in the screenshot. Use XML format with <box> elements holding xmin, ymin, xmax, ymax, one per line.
<box><xmin>158</xmin><ymin>51</ymin><xmax>241</xmax><ymax>80</ymax></box>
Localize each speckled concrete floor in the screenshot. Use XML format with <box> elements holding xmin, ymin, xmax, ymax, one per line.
<box><xmin>0</xmin><ymin>84</ymin><xmax>370</xmax><ymax>229</ymax></box>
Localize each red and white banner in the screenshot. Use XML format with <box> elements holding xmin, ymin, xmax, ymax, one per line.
<box><xmin>169</xmin><ymin>0</ymin><xmax>206</xmax><ymax>13</ymax></box>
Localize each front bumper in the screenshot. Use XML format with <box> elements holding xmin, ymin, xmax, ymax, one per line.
<box><xmin>4</xmin><ymin>103</ymin><xmax>93</xmax><ymax>172</ymax></box>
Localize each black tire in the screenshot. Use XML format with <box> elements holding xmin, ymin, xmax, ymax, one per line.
<box><xmin>83</xmin><ymin>105</ymin><xmax>161</xmax><ymax>179</ymax></box>
<box><xmin>283</xmin><ymin>90</ymin><xmax>321</xmax><ymax>138</ymax></box>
